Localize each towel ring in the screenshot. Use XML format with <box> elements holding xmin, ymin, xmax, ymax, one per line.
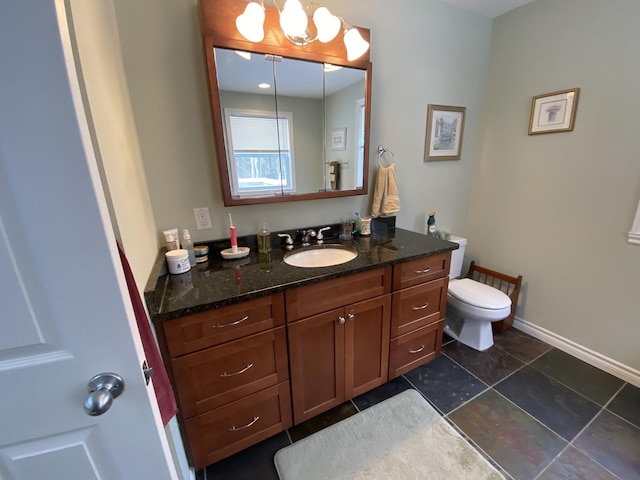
<box><xmin>377</xmin><ymin>145</ymin><xmax>395</xmax><ymax>167</ymax></box>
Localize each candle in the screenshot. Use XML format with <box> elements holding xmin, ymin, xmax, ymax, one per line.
<box><xmin>228</xmin><ymin>213</ymin><xmax>238</xmax><ymax>253</ymax></box>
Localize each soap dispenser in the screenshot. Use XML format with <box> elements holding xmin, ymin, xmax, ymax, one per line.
<box><xmin>257</xmin><ymin>223</ymin><xmax>272</xmax><ymax>254</ymax></box>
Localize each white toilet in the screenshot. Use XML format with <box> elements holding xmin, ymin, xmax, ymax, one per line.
<box><xmin>444</xmin><ymin>237</ymin><xmax>512</xmax><ymax>351</ymax></box>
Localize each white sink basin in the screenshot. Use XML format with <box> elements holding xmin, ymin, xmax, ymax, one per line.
<box><xmin>284</xmin><ymin>245</ymin><xmax>358</xmax><ymax>268</ymax></box>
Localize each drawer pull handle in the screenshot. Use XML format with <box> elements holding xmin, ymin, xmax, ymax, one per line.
<box><xmin>213</xmin><ymin>315</ymin><xmax>249</xmax><ymax>328</ymax></box>
<box><xmin>409</xmin><ymin>344</ymin><xmax>426</xmax><ymax>354</ymax></box>
<box><xmin>414</xmin><ymin>267</ymin><xmax>431</xmax><ymax>274</ymax></box>
<box><xmin>220</xmin><ymin>363</ymin><xmax>254</xmax><ymax>377</ymax></box>
<box><xmin>411</xmin><ymin>303</ymin><xmax>429</xmax><ymax>310</ymax></box>
<box><xmin>229</xmin><ymin>415</ymin><xmax>260</xmax><ymax>431</ymax></box>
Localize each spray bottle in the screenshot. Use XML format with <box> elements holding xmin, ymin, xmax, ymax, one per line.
<box><xmin>427</xmin><ymin>212</ymin><xmax>436</xmax><ymax>236</ymax></box>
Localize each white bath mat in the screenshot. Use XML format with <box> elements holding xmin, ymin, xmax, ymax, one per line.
<box><xmin>274</xmin><ymin>389</ymin><xmax>504</xmax><ymax>479</ymax></box>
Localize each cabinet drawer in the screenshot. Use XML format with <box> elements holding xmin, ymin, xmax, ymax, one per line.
<box><xmin>185</xmin><ymin>382</ymin><xmax>292</xmax><ymax>470</ymax></box>
<box><xmin>163</xmin><ymin>293</ymin><xmax>285</xmax><ymax>356</ymax></box>
<box><xmin>172</xmin><ymin>327</ymin><xmax>289</xmax><ymax>419</ymax></box>
<box><xmin>389</xmin><ymin>321</ymin><xmax>443</xmax><ymax>379</ymax></box>
<box><xmin>286</xmin><ymin>266</ymin><xmax>391</xmax><ymax>322</ymax></box>
<box><xmin>390</xmin><ymin>277</ymin><xmax>448</xmax><ymax>338</ymax></box>
<box><xmin>392</xmin><ymin>253</ymin><xmax>451</xmax><ymax>291</ymax></box>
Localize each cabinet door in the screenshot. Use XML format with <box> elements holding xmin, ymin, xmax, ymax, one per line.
<box><xmin>163</xmin><ymin>293</ymin><xmax>285</xmax><ymax>356</ymax></box>
<box><xmin>345</xmin><ymin>294</ymin><xmax>391</xmax><ymax>399</ymax></box>
<box><xmin>288</xmin><ymin>307</ymin><xmax>346</xmax><ymax>424</ymax></box>
<box><xmin>393</xmin><ymin>252</ymin><xmax>451</xmax><ymax>291</ymax></box>
<box><xmin>184</xmin><ymin>382</ymin><xmax>292</xmax><ymax>469</ymax></box>
<box><xmin>171</xmin><ymin>327</ymin><xmax>289</xmax><ymax>418</ymax></box>
<box><xmin>389</xmin><ymin>321</ymin><xmax>444</xmax><ymax>379</ymax></box>
<box><xmin>390</xmin><ymin>277</ymin><xmax>447</xmax><ymax>338</ymax></box>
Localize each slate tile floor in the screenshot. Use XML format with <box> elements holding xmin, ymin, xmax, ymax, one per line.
<box><xmin>198</xmin><ymin>328</ymin><xmax>640</xmax><ymax>480</ymax></box>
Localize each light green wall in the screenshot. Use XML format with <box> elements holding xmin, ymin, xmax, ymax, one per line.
<box><xmin>69</xmin><ymin>0</ymin><xmax>159</xmax><ymax>291</ymax></box>
<box><xmin>468</xmin><ymin>0</ymin><xmax>640</xmax><ymax>369</ymax></box>
<box><xmin>112</xmin><ymin>0</ymin><xmax>491</xmax><ymax>242</ymax></box>
<box><xmin>325</xmin><ymin>80</ymin><xmax>365</xmax><ymax>191</ymax></box>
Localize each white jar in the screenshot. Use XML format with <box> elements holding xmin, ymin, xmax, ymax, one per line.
<box><xmin>166</xmin><ymin>249</ymin><xmax>191</xmax><ymax>274</ymax></box>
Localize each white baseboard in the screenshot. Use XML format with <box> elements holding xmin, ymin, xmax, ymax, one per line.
<box><xmin>513</xmin><ymin>316</ymin><xmax>640</xmax><ymax>388</ymax></box>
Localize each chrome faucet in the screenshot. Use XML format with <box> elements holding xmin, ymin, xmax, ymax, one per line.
<box><xmin>301</xmin><ymin>229</ymin><xmax>316</xmax><ymax>246</ymax></box>
<box><xmin>317</xmin><ymin>226</ymin><xmax>331</xmax><ymax>244</ymax></box>
<box><xmin>277</xmin><ymin>233</ymin><xmax>294</xmax><ymax>250</ymax></box>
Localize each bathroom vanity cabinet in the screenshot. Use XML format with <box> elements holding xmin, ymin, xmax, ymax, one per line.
<box><xmin>158</xmin><ymin>293</ymin><xmax>292</xmax><ymax>469</ymax></box>
<box><xmin>285</xmin><ymin>267</ymin><xmax>391</xmax><ymax>424</ymax></box>
<box><xmin>149</xmin><ymin>227</ymin><xmax>457</xmax><ymax>470</ymax></box>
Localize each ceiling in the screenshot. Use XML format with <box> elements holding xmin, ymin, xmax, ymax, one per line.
<box><xmin>439</xmin><ymin>0</ymin><xmax>534</xmax><ymax>18</ymax></box>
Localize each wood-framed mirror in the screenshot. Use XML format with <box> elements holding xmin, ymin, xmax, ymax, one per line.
<box><xmin>199</xmin><ymin>0</ymin><xmax>372</xmax><ymax>206</ymax></box>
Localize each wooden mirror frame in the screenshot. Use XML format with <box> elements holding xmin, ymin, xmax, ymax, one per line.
<box><xmin>198</xmin><ymin>0</ymin><xmax>372</xmax><ymax>206</ymax></box>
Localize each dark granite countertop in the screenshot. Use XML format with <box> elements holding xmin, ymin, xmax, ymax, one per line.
<box><xmin>145</xmin><ymin>226</ymin><xmax>458</xmax><ymax>324</ymax></box>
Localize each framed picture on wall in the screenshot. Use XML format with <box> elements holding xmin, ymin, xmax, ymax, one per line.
<box><xmin>528</xmin><ymin>88</ymin><xmax>580</xmax><ymax>134</ymax></box>
<box><xmin>424</xmin><ymin>104</ymin><xmax>466</xmax><ymax>161</ymax></box>
<box><xmin>331</xmin><ymin>127</ymin><xmax>347</xmax><ymax>151</ymax></box>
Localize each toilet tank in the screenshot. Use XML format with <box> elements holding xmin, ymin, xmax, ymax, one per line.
<box><xmin>448</xmin><ymin>236</ymin><xmax>467</xmax><ymax>279</ymax></box>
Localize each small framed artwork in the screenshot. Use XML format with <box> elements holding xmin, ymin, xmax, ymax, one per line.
<box><xmin>528</xmin><ymin>88</ymin><xmax>579</xmax><ymax>135</ymax></box>
<box><xmin>424</xmin><ymin>104</ymin><xmax>466</xmax><ymax>161</ymax></box>
<box><xmin>331</xmin><ymin>127</ymin><xmax>347</xmax><ymax>151</ymax></box>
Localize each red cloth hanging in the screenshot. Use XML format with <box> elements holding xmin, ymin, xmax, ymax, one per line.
<box><xmin>117</xmin><ymin>241</ymin><xmax>177</xmax><ymax>426</ymax></box>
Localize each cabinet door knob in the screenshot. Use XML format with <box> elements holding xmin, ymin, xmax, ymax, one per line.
<box><xmin>338</xmin><ymin>316</ymin><xmax>346</xmax><ymax>325</ymax></box>
<box><xmin>347</xmin><ymin>313</ymin><xmax>355</xmax><ymax>321</ymax></box>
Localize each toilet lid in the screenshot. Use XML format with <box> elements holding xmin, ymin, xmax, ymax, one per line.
<box><xmin>449</xmin><ymin>278</ymin><xmax>511</xmax><ymax>310</ymax></box>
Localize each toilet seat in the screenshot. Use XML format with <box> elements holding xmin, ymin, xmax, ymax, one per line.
<box><xmin>447</xmin><ymin>279</ymin><xmax>511</xmax><ymax>321</ymax></box>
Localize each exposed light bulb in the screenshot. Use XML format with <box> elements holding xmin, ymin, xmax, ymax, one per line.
<box><xmin>323</xmin><ymin>63</ymin><xmax>343</xmax><ymax>72</ymax></box>
<box><xmin>235</xmin><ymin>0</ymin><xmax>369</xmax><ymax>62</ymax></box>
<box><xmin>344</xmin><ymin>26</ymin><xmax>369</xmax><ymax>61</ymax></box>
<box><xmin>235</xmin><ymin>50</ymin><xmax>252</xmax><ymax>60</ymax></box>
<box><xmin>313</xmin><ymin>7</ymin><xmax>341</xmax><ymax>43</ymax></box>
<box><xmin>279</xmin><ymin>0</ymin><xmax>308</xmax><ymax>38</ymax></box>
<box><xmin>235</xmin><ymin>2</ymin><xmax>265</xmax><ymax>43</ymax></box>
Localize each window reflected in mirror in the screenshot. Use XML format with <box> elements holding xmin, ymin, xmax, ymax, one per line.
<box><xmin>224</xmin><ymin>109</ymin><xmax>295</xmax><ymax>197</ymax></box>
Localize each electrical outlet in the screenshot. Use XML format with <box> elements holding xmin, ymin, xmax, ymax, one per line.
<box><xmin>194</xmin><ymin>207</ymin><xmax>212</xmax><ymax>230</ymax></box>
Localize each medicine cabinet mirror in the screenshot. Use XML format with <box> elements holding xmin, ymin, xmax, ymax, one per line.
<box><xmin>199</xmin><ymin>0</ymin><xmax>372</xmax><ymax>206</ymax></box>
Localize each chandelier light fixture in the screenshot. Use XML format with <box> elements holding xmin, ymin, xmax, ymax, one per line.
<box><xmin>235</xmin><ymin>0</ymin><xmax>370</xmax><ymax>61</ymax></box>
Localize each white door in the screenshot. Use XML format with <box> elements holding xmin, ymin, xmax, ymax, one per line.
<box><xmin>0</xmin><ymin>1</ymin><xmax>177</xmax><ymax>478</ymax></box>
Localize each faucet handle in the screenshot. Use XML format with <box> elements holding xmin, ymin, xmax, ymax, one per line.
<box><xmin>317</xmin><ymin>226</ymin><xmax>331</xmax><ymax>243</ymax></box>
<box><xmin>277</xmin><ymin>233</ymin><xmax>294</xmax><ymax>250</ymax></box>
